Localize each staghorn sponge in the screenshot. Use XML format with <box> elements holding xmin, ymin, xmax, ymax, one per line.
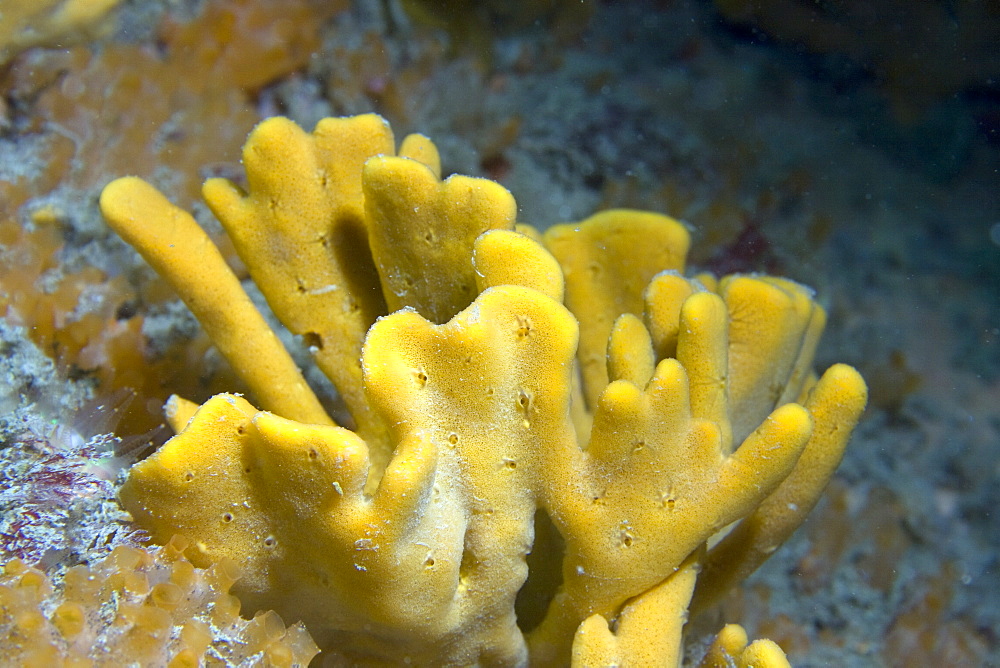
<box><xmin>100</xmin><ymin>114</ymin><xmax>867</xmax><ymax>666</ymax></box>
<box><xmin>0</xmin><ymin>535</ymin><xmax>318</xmax><ymax>666</ymax></box>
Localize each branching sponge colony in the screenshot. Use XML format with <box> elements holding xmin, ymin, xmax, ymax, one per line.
<box><xmin>99</xmin><ymin>114</ymin><xmax>867</xmax><ymax>667</ymax></box>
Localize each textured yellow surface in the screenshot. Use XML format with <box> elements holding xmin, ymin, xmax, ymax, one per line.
<box><xmin>473</xmin><ymin>229</ymin><xmax>565</xmax><ymax>301</ymax></box>
<box><xmin>122</xmin><ymin>285</ymin><xmax>580</xmax><ymax>665</ymax></box>
<box><xmin>717</xmin><ymin>275</ymin><xmax>827</xmax><ymax>443</ymax></box>
<box><xmin>545</xmin><ymin>209</ymin><xmax>691</xmax><ymax>408</ymax></box>
<box><xmin>102</xmin><ymin>114</ymin><xmax>867</xmax><ymax>666</ymax></box>
<box><xmin>202</xmin><ymin>115</ymin><xmax>392</xmax><ymax>459</ymax></box>
<box><xmin>100</xmin><ymin>177</ymin><xmax>331</xmax><ymax>427</ymax></box>
<box><xmin>571</xmin><ymin>552</ymin><xmax>700</xmax><ymax>667</ymax></box>
<box><xmin>364</xmin><ymin>154</ymin><xmax>517</xmax><ymax>323</ymax></box>
<box><xmin>200</xmin><ymin>115</ymin><xmax>464</xmax><ymax>480</ymax></box>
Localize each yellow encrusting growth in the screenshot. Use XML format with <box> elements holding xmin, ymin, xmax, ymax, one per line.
<box><xmin>0</xmin><ymin>536</ymin><xmax>318</xmax><ymax>666</ymax></box>
<box><xmin>0</xmin><ymin>0</ymin><xmax>121</xmax><ymax>64</ymax></box>
<box><xmin>101</xmin><ymin>114</ymin><xmax>867</xmax><ymax>666</ymax></box>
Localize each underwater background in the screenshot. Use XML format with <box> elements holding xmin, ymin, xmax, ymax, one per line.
<box><xmin>0</xmin><ymin>0</ymin><xmax>998</xmax><ymax>665</ymax></box>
